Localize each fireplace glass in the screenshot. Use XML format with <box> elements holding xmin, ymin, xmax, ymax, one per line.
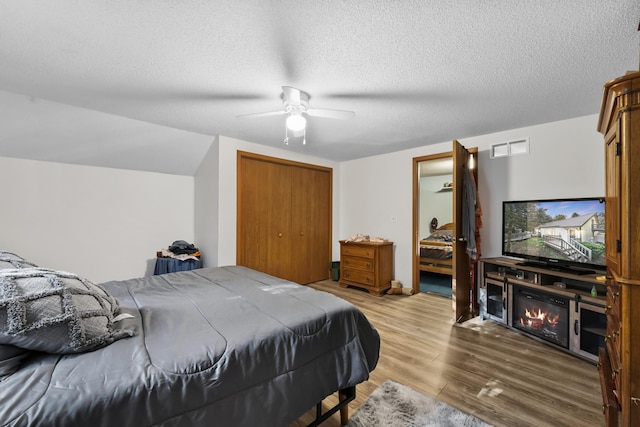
<box><xmin>485</xmin><ymin>278</ymin><xmax>507</xmax><ymax>323</ymax></box>
<box><xmin>512</xmin><ymin>285</ymin><xmax>570</xmax><ymax>349</ymax></box>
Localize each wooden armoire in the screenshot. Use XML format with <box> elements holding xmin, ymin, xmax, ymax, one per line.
<box><xmin>597</xmin><ymin>70</ymin><xmax>640</xmax><ymax>426</ymax></box>
<box><xmin>236</xmin><ymin>151</ymin><xmax>332</xmax><ymax>285</ymax></box>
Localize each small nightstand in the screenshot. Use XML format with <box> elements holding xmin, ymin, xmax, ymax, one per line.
<box><xmin>339</xmin><ymin>240</ymin><xmax>393</xmax><ymax>296</ymax></box>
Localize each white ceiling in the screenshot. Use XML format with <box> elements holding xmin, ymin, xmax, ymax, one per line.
<box><xmin>0</xmin><ymin>1</ymin><xmax>638</xmax><ymax>175</ymax></box>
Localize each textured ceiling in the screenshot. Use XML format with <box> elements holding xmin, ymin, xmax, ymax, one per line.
<box><xmin>0</xmin><ymin>1</ymin><xmax>638</xmax><ymax>175</ymax></box>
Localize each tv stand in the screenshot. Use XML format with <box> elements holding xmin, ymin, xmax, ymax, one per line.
<box><xmin>479</xmin><ymin>257</ymin><xmax>607</xmax><ymax>363</ymax></box>
<box><xmin>516</xmin><ymin>261</ymin><xmax>595</xmax><ymax>276</ymax></box>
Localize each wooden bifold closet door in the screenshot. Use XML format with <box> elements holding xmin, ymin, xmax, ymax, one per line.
<box><xmin>237</xmin><ymin>151</ymin><xmax>332</xmax><ymax>285</ymax></box>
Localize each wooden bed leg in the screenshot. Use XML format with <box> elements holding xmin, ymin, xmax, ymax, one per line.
<box><xmin>306</xmin><ymin>386</ymin><xmax>355</xmax><ymax>427</ymax></box>
<box><xmin>338</xmin><ymin>386</ymin><xmax>355</xmax><ymax>425</ymax></box>
<box><xmin>339</xmin><ymin>390</ymin><xmax>349</xmax><ymax>425</ymax></box>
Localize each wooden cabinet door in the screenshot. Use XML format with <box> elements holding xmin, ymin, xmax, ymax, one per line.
<box><xmin>290</xmin><ymin>165</ymin><xmax>332</xmax><ymax>284</ymax></box>
<box><xmin>237</xmin><ymin>155</ymin><xmax>292</xmax><ymax>279</ymax></box>
<box><xmin>452</xmin><ymin>139</ymin><xmax>478</xmax><ymax>322</ymax></box>
<box><xmin>604</xmin><ymin>122</ymin><xmax>621</xmax><ymax>276</ymax></box>
<box><xmin>621</xmin><ymin>108</ymin><xmax>640</xmax><ymax>280</ymax></box>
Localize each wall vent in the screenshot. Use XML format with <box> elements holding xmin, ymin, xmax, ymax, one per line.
<box><xmin>490</xmin><ymin>137</ymin><xmax>529</xmax><ymax>159</ymax></box>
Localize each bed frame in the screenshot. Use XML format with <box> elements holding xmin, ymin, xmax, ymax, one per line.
<box><xmin>309</xmin><ymin>387</ymin><xmax>356</xmax><ymax>426</ymax></box>
<box><xmin>1</xmin><ymin>265</ymin><xmax>379</xmax><ymax>427</ymax></box>
<box><xmin>419</xmin><ymin>222</ymin><xmax>453</xmax><ymax>276</ymax></box>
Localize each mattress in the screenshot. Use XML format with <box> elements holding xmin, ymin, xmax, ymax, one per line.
<box><xmin>420</xmin><ymin>228</ymin><xmax>454</xmax><ymax>260</ymax></box>
<box><xmin>0</xmin><ymin>266</ymin><xmax>380</xmax><ymax>427</ymax></box>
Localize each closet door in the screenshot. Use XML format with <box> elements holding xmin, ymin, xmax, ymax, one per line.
<box><xmin>237</xmin><ymin>155</ymin><xmax>293</xmax><ymax>279</ymax></box>
<box><xmin>237</xmin><ymin>152</ymin><xmax>331</xmax><ymax>284</ymax></box>
<box><xmin>290</xmin><ymin>165</ymin><xmax>332</xmax><ymax>284</ymax></box>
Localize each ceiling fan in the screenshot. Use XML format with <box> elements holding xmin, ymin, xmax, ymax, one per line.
<box><xmin>237</xmin><ymin>86</ymin><xmax>355</xmax><ymax>145</ymax></box>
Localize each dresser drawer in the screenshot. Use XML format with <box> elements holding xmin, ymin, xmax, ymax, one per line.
<box><xmin>606</xmin><ymin>317</ymin><xmax>621</xmax><ymax>357</ymax></box>
<box><xmin>598</xmin><ymin>347</ymin><xmax>619</xmax><ymax>426</ymax></box>
<box><xmin>342</xmin><ymin>256</ymin><xmax>374</xmax><ymax>271</ymax></box>
<box><xmin>605</xmin><ymin>328</ymin><xmax>621</xmax><ymax>392</ymax></box>
<box><xmin>341</xmin><ymin>245</ymin><xmax>375</xmax><ymax>259</ymax></box>
<box><xmin>606</xmin><ymin>283</ymin><xmax>620</xmax><ymax>318</ymax></box>
<box><xmin>341</xmin><ymin>268</ymin><xmax>375</xmax><ymax>286</ymax></box>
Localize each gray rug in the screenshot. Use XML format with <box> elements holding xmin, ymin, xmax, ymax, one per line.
<box><xmin>348</xmin><ymin>380</ymin><xmax>492</xmax><ymax>427</ymax></box>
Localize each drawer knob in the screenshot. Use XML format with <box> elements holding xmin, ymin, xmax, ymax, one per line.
<box><xmin>278</xmin><ymin>232</ymin><xmax>283</xmax><ymax>237</ymax></box>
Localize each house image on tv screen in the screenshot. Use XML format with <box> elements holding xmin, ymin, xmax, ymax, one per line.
<box><xmin>536</xmin><ymin>213</ymin><xmax>604</xmax><ymax>263</ymax></box>
<box><xmin>503</xmin><ymin>198</ymin><xmax>606</xmax><ymax>267</ymax></box>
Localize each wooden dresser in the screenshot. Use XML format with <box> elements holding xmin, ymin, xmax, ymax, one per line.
<box><xmin>339</xmin><ymin>240</ymin><xmax>393</xmax><ymax>296</ymax></box>
<box><xmin>597</xmin><ymin>70</ymin><xmax>640</xmax><ymax>427</ymax></box>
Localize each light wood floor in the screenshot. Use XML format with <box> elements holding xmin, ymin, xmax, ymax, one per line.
<box><xmin>291</xmin><ymin>280</ymin><xmax>604</xmax><ymax>427</ymax></box>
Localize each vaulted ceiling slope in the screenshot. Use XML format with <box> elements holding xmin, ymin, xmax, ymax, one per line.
<box><xmin>0</xmin><ymin>1</ymin><xmax>638</xmax><ymax>175</ymax></box>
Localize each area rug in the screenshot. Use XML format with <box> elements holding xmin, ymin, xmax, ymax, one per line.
<box><xmin>348</xmin><ymin>380</ymin><xmax>492</xmax><ymax>427</ymax></box>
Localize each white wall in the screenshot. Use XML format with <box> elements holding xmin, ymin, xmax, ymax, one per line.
<box><xmin>420</xmin><ymin>174</ymin><xmax>453</xmax><ymax>237</ymax></box>
<box><xmin>340</xmin><ymin>114</ymin><xmax>604</xmax><ymax>288</ymax></box>
<box><xmin>198</xmin><ymin>136</ymin><xmax>342</xmax><ymax>267</ymax></box>
<box><xmin>0</xmin><ymin>156</ymin><xmax>195</xmax><ymax>283</ymax></box>
<box><xmin>194</xmin><ymin>136</ymin><xmax>220</xmax><ymax>268</ymax></box>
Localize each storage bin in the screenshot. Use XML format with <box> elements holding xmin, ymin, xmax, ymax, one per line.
<box><xmin>330</xmin><ymin>261</ymin><xmax>340</xmax><ymax>281</ymax></box>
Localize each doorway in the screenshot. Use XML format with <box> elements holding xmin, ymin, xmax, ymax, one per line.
<box><xmin>415</xmin><ymin>154</ymin><xmax>454</xmax><ymax>297</ymax></box>
<box><xmin>412</xmin><ymin>141</ymin><xmax>479</xmax><ymax>323</ymax></box>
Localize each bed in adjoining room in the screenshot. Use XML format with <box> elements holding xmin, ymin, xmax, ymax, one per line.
<box><xmin>419</xmin><ymin>223</ymin><xmax>454</xmax><ymax>276</ymax></box>
<box><xmin>0</xmin><ymin>251</ymin><xmax>380</xmax><ymax>427</ymax></box>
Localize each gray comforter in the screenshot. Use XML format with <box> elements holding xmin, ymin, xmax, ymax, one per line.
<box><xmin>0</xmin><ymin>266</ymin><xmax>380</xmax><ymax>426</ymax></box>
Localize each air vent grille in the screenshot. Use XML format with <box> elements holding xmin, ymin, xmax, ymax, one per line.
<box><xmin>490</xmin><ymin>138</ymin><xmax>529</xmax><ymax>159</ymax></box>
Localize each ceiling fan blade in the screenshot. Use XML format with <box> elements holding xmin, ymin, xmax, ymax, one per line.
<box><xmin>306</xmin><ymin>108</ymin><xmax>355</xmax><ymax>120</ymax></box>
<box><xmin>236</xmin><ymin>110</ymin><xmax>287</xmax><ymax>119</ymax></box>
<box><xmin>282</xmin><ymin>86</ymin><xmax>301</xmax><ymax>106</ymax></box>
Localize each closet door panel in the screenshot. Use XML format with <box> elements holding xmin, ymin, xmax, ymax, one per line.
<box><xmin>264</xmin><ymin>162</ymin><xmax>293</xmax><ymax>280</ymax></box>
<box><xmin>237</xmin><ymin>156</ymin><xmax>292</xmax><ymax>278</ymax></box>
<box><xmin>290</xmin><ymin>166</ymin><xmax>331</xmax><ymax>284</ymax></box>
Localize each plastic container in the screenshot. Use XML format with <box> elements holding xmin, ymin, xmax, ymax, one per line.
<box><xmin>330</xmin><ymin>261</ymin><xmax>340</xmax><ymax>281</ymax></box>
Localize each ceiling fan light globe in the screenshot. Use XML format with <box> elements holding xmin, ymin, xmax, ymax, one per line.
<box><xmin>286</xmin><ymin>114</ymin><xmax>306</xmax><ymax>131</ymax></box>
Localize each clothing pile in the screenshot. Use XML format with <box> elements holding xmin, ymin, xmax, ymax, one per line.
<box><xmin>345</xmin><ymin>234</ymin><xmax>388</xmax><ymax>243</ymax></box>
<box><xmin>158</xmin><ymin>240</ymin><xmax>201</xmax><ymax>261</ymax></box>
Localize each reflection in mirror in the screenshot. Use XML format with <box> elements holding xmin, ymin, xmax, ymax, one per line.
<box><xmin>418</xmin><ymin>157</ymin><xmax>454</xmax><ymax>297</ymax></box>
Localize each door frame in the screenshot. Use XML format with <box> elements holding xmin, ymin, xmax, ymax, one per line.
<box><xmin>412</xmin><ymin>151</ymin><xmax>454</xmax><ymax>295</ymax></box>
<box><xmin>412</xmin><ymin>143</ymin><xmax>479</xmax><ymax>322</ymax></box>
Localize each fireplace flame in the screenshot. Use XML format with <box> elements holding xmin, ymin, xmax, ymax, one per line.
<box><xmin>520</xmin><ymin>307</ymin><xmax>560</xmax><ymax>329</ymax></box>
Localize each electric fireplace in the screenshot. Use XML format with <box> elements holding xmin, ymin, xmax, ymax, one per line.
<box><xmin>511</xmin><ymin>285</ymin><xmax>570</xmax><ymax>349</ymax></box>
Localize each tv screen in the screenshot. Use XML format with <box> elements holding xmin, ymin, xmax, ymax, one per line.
<box><xmin>502</xmin><ymin>197</ymin><xmax>605</xmax><ymax>273</ymax></box>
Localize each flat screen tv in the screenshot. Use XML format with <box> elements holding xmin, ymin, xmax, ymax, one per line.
<box><xmin>502</xmin><ymin>197</ymin><xmax>606</xmax><ymax>274</ymax></box>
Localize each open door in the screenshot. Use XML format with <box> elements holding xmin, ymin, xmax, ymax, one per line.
<box><xmin>452</xmin><ymin>140</ymin><xmax>480</xmax><ymax>322</ymax></box>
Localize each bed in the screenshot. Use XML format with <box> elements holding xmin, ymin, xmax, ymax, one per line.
<box><xmin>419</xmin><ymin>223</ymin><xmax>454</xmax><ymax>275</ymax></box>
<box><xmin>0</xmin><ymin>252</ymin><xmax>380</xmax><ymax>427</ymax></box>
